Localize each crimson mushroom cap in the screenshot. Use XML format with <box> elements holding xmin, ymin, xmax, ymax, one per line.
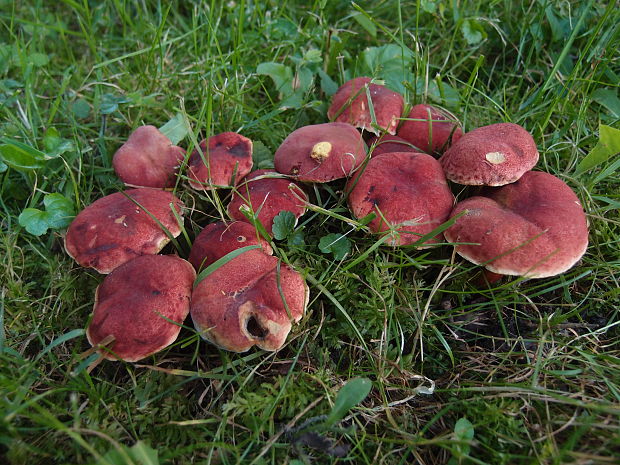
<box><xmin>327</xmin><ymin>77</ymin><xmax>404</xmax><ymax>135</ymax></box>
<box><xmin>65</xmin><ymin>188</ymin><xmax>184</xmax><ymax>274</ymax></box>
<box><xmin>86</xmin><ymin>255</ymin><xmax>196</xmax><ymax>362</ymax></box>
<box><xmin>396</xmin><ymin>104</ymin><xmax>463</xmax><ymax>155</ymax></box>
<box><xmin>191</xmin><ymin>249</ymin><xmax>308</xmax><ymax>353</ymax></box>
<box><xmin>439</xmin><ymin>122</ymin><xmax>539</xmax><ymax>186</ymax></box>
<box><xmin>367</xmin><ymin>134</ymin><xmax>419</xmax><ymax>156</ymax></box>
<box><xmin>112</xmin><ymin>125</ymin><xmax>186</xmax><ymax>188</ymax></box>
<box><xmin>347</xmin><ymin>151</ymin><xmax>455</xmax><ymax>246</ymax></box>
<box><xmin>187</xmin><ymin>132</ymin><xmax>253</xmax><ymax>190</ymax></box>
<box><xmin>227</xmin><ymin>169</ymin><xmax>308</xmax><ymax>235</ymax></box>
<box><xmin>444</xmin><ymin>171</ymin><xmax>588</xmax><ymax>278</ymax></box>
<box><xmin>188</xmin><ymin>220</ymin><xmax>273</xmax><ymax>272</ymax></box>
<box><xmin>274</xmin><ymin>122</ymin><xmax>368</xmax><ymax>182</ymax></box>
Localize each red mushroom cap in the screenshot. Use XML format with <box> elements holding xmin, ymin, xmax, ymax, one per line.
<box><xmin>188</xmin><ymin>220</ymin><xmax>273</xmax><ymax>272</ymax></box>
<box><xmin>65</xmin><ymin>188</ymin><xmax>184</xmax><ymax>274</ymax></box>
<box><xmin>439</xmin><ymin>122</ymin><xmax>539</xmax><ymax>186</ymax></box>
<box><xmin>112</xmin><ymin>125</ymin><xmax>186</xmax><ymax>188</ymax></box>
<box><xmin>227</xmin><ymin>169</ymin><xmax>308</xmax><ymax>235</ymax></box>
<box><xmin>327</xmin><ymin>77</ymin><xmax>404</xmax><ymax>135</ymax></box>
<box><xmin>191</xmin><ymin>249</ymin><xmax>308</xmax><ymax>353</ymax></box>
<box><xmin>347</xmin><ymin>152</ymin><xmax>455</xmax><ymax>246</ymax></box>
<box><xmin>396</xmin><ymin>104</ymin><xmax>463</xmax><ymax>155</ymax></box>
<box><xmin>274</xmin><ymin>123</ymin><xmax>368</xmax><ymax>182</ymax></box>
<box><xmin>187</xmin><ymin>132</ymin><xmax>253</xmax><ymax>190</ymax></box>
<box><xmin>444</xmin><ymin>171</ymin><xmax>588</xmax><ymax>278</ymax></box>
<box><xmin>367</xmin><ymin>134</ymin><xmax>419</xmax><ymax>156</ymax></box>
<box><xmin>86</xmin><ymin>255</ymin><xmax>196</xmax><ymax>362</ymax></box>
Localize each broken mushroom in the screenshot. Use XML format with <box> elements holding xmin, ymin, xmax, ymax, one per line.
<box><xmin>65</xmin><ymin>188</ymin><xmax>184</xmax><ymax>274</ymax></box>
<box><xmin>347</xmin><ymin>151</ymin><xmax>455</xmax><ymax>246</ymax></box>
<box><xmin>274</xmin><ymin>122</ymin><xmax>368</xmax><ymax>182</ymax></box>
<box><xmin>86</xmin><ymin>254</ymin><xmax>195</xmax><ymax>362</ymax></box>
<box><xmin>444</xmin><ymin>171</ymin><xmax>588</xmax><ymax>278</ymax></box>
<box><xmin>187</xmin><ymin>132</ymin><xmax>253</xmax><ymax>190</ymax></box>
<box><xmin>112</xmin><ymin>125</ymin><xmax>186</xmax><ymax>189</ymax></box>
<box><xmin>327</xmin><ymin>77</ymin><xmax>404</xmax><ymax>135</ymax></box>
<box><xmin>439</xmin><ymin>122</ymin><xmax>539</xmax><ymax>186</ymax></box>
<box><xmin>191</xmin><ymin>248</ymin><xmax>308</xmax><ymax>352</ymax></box>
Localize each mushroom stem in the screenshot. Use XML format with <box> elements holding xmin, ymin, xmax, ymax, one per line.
<box><xmin>473</xmin><ymin>269</ymin><xmax>504</xmax><ymax>288</ymax></box>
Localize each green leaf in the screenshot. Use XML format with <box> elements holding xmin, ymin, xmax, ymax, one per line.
<box><xmin>361</xmin><ymin>44</ymin><xmax>415</xmax><ymax>94</ymax></box>
<box><xmin>415</xmin><ymin>78</ymin><xmax>461</xmax><ymax>110</ymax></box>
<box><xmin>257</xmin><ymin>62</ymin><xmax>294</xmax><ymax>98</ymax></box>
<box><xmin>576</xmin><ymin>124</ymin><xmax>620</xmax><ymax>175</ymax></box>
<box><xmin>0</xmin><ymin>159</ymin><xmax>6</xmax><ymax>173</ymax></box>
<box><xmin>18</xmin><ymin>193</ymin><xmax>75</xmax><ymax>236</ymax></box>
<box><xmin>252</xmin><ymin>141</ymin><xmax>274</xmax><ymax>169</ymax></box>
<box><xmin>71</xmin><ymin>98</ymin><xmax>90</xmax><ymax>119</ymax></box>
<box><xmin>0</xmin><ymin>139</ymin><xmax>48</xmax><ymax>171</ymax></box>
<box><xmin>352</xmin><ymin>12</ymin><xmax>377</xmax><ymax>38</ymax></box>
<box><xmin>319</xmin><ymin>233</ymin><xmax>351</xmax><ymax>260</ymax></box>
<box><xmin>272</xmin><ymin>211</ymin><xmax>297</xmax><ymax>240</ymax></box>
<box><xmin>452</xmin><ymin>417</ymin><xmax>474</xmax><ymax>458</ymax></box>
<box><xmin>461</xmin><ymin>19</ymin><xmax>487</xmax><ymax>45</ymax></box>
<box><xmin>28</xmin><ymin>52</ymin><xmax>49</xmax><ymax>67</ymax></box>
<box><xmin>98</xmin><ymin>441</ymin><xmax>159</xmax><ymax>465</ymax></box>
<box><xmin>324</xmin><ymin>378</ymin><xmax>372</xmax><ymax>427</ymax></box>
<box><xmin>99</xmin><ymin>93</ymin><xmax>131</xmax><ymax>115</ymax></box>
<box><xmin>287</xmin><ymin>229</ymin><xmax>305</xmax><ymax>247</ymax></box>
<box><xmin>159</xmin><ymin>113</ymin><xmax>188</xmax><ymax>145</ymax></box>
<box><xmin>592</xmin><ymin>88</ymin><xmax>620</xmax><ymax>117</ymax></box>
<box><xmin>43</xmin><ymin>127</ymin><xmax>74</xmax><ymax>157</ymax></box>
<box><xmin>318</xmin><ymin>69</ymin><xmax>338</xmax><ymax>96</ymax></box>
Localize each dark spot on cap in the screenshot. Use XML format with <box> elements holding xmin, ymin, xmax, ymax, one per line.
<box><xmin>229</xmin><ymin>143</ymin><xmax>250</xmax><ymax>158</ymax></box>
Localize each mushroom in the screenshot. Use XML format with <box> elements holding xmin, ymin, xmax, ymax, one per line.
<box><xmin>227</xmin><ymin>169</ymin><xmax>308</xmax><ymax>235</ymax></box>
<box><xmin>190</xmin><ymin>249</ymin><xmax>308</xmax><ymax>352</ymax></box>
<box><xmin>112</xmin><ymin>125</ymin><xmax>186</xmax><ymax>189</ymax></box>
<box><xmin>274</xmin><ymin>122</ymin><xmax>368</xmax><ymax>182</ymax></box>
<box><xmin>86</xmin><ymin>254</ymin><xmax>196</xmax><ymax>362</ymax></box>
<box><xmin>367</xmin><ymin>134</ymin><xmax>419</xmax><ymax>156</ymax></box>
<box><xmin>396</xmin><ymin>104</ymin><xmax>463</xmax><ymax>156</ymax></box>
<box><xmin>439</xmin><ymin>122</ymin><xmax>539</xmax><ymax>186</ymax></box>
<box><xmin>346</xmin><ymin>151</ymin><xmax>455</xmax><ymax>246</ymax></box>
<box><xmin>187</xmin><ymin>132</ymin><xmax>253</xmax><ymax>190</ymax></box>
<box><xmin>444</xmin><ymin>171</ymin><xmax>588</xmax><ymax>278</ymax></box>
<box><xmin>327</xmin><ymin>77</ymin><xmax>404</xmax><ymax>135</ymax></box>
<box><xmin>65</xmin><ymin>188</ymin><xmax>184</xmax><ymax>274</ymax></box>
<box><xmin>188</xmin><ymin>220</ymin><xmax>273</xmax><ymax>272</ymax></box>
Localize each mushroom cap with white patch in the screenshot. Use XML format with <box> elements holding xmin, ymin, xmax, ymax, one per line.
<box><xmin>439</xmin><ymin>122</ymin><xmax>539</xmax><ymax>186</ymax></box>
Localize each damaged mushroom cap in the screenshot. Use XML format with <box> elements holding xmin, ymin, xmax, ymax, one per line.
<box><xmin>187</xmin><ymin>132</ymin><xmax>253</xmax><ymax>190</ymax></box>
<box><xmin>191</xmin><ymin>249</ymin><xmax>308</xmax><ymax>352</ymax></box>
<box><xmin>65</xmin><ymin>188</ymin><xmax>184</xmax><ymax>274</ymax></box>
<box><xmin>444</xmin><ymin>171</ymin><xmax>588</xmax><ymax>278</ymax></box>
<box><xmin>327</xmin><ymin>77</ymin><xmax>404</xmax><ymax>135</ymax></box>
<box><xmin>367</xmin><ymin>134</ymin><xmax>419</xmax><ymax>156</ymax></box>
<box><xmin>112</xmin><ymin>125</ymin><xmax>186</xmax><ymax>188</ymax></box>
<box><xmin>347</xmin><ymin>151</ymin><xmax>455</xmax><ymax>246</ymax></box>
<box><xmin>227</xmin><ymin>169</ymin><xmax>308</xmax><ymax>235</ymax></box>
<box><xmin>86</xmin><ymin>255</ymin><xmax>196</xmax><ymax>362</ymax></box>
<box><xmin>188</xmin><ymin>220</ymin><xmax>273</xmax><ymax>272</ymax></box>
<box><xmin>439</xmin><ymin>122</ymin><xmax>539</xmax><ymax>186</ymax></box>
<box><xmin>396</xmin><ymin>104</ymin><xmax>463</xmax><ymax>156</ymax></box>
<box><xmin>274</xmin><ymin>122</ymin><xmax>368</xmax><ymax>182</ymax></box>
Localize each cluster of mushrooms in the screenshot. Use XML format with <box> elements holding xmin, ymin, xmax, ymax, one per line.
<box><xmin>64</xmin><ymin>76</ymin><xmax>589</xmax><ymax>363</ymax></box>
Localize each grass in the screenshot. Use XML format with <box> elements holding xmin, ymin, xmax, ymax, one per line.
<box><xmin>1</xmin><ymin>0</ymin><xmax>619</xmax><ymax>464</ymax></box>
